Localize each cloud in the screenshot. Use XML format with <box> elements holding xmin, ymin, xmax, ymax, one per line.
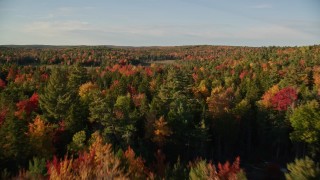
<box><xmin>23</xmin><ymin>20</ymin><xmax>92</xmax><ymax>36</ymax></box>
<box><xmin>18</xmin><ymin>19</ymin><xmax>317</xmax><ymax>46</ymax></box>
<box><xmin>250</xmin><ymin>4</ymin><xmax>272</xmax><ymax>9</ymax></box>
<box><xmin>40</xmin><ymin>6</ymin><xmax>95</xmax><ymax>19</ymax></box>
<box><xmin>236</xmin><ymin>25</ymin><xmax>313</xmax><ymax>40</ymax></box>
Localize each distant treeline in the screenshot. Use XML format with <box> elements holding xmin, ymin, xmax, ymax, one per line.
<box><xmin>1</xmin><ymin>45</ymin><xmax>319</xmax><ymax>66</ymax></box>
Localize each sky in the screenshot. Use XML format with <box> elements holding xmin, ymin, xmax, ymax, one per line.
<box><xmin>0</xmin><ymin>0</ymin><xmax>319</xmax><ymax>46</ymax></box>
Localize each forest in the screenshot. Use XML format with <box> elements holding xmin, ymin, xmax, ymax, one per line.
<box><xmin>0</xmin><ymin>45</ymin><xmax>320</xmax><ymax>179</ymax></box>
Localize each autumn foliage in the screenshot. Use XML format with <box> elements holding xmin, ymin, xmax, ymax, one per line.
<box><xmin>189</xmin><ymin>157</ymin><xmax>245</xmax><ymax>180</ymax></box>
<box><xmin>15</xmin><ymin>93</ymin><xmax>39</xmax><ymax>119</ymax></box>
<box><xmin>1</xmin><ymin>45</ymin><xmax>320</xmax><ymax>179</ymax></box>
<box><xmin>259</xmin><ymin>84</ymin><xmax>280</xmax><ymax>108</ymax></box>
<box><xmin>271</xmin><ymin>87</ymin><xmax>297</xmax><ymax>111</ymax></box>
<box><xmin>0</xmin><ymin>78</ymin><xmax>6</xmax><ymax>89</ymax></box>
<box><xmin>46</xmin><ymin>133</ymin><xmax>127</xmax><ymax>179</ymax></box>
<box><xmin>28</xmin><ymin>116</ymin><xmax>55</xmax><ymax>158</ymax></box>
<box><xmin>153</xmin><ymin>116</ymin><xmax>172</xmax><ymax>147</ymax></box>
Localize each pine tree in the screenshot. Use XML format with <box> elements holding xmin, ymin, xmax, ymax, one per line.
<box><xmin>67</xmin><ymin>64</ymin><xmax>88</xmax><ymax>96</ymax></box>
<box><xmin>39</xmin><ymin>67</ymin><xmax>70</xmax><ymax>122</ymax></box>
<box><xmin>0</xmin><ymin>105</ymin><xmax>29</xmax><ymax>172</ymax></box>
<box><xmin>65</xmin><ymin>64</ymin><xmax>90</xmax><ymax>133</ymax></box>
<box><xmin>89</xmin><ymin>93</ymin><xmax>118</xmax><ymax>143</ymax></box>
<box><xmin>151</xmin><ymin>67</ymin><xmax>192</xmax><ymax>116</ymax></box>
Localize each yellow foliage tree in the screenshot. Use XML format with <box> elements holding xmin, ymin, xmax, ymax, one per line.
<box><xmin>206</xmin><ymin>86</ymin><xmax>234</xmax><ymax>118</ymax></box>
<box><xmin>313</xmin><ymin>66</ymin><xmax>320</xmax><ymax>95</ymax></box>
<box><xmin>193</xmin><ymin>80</ymin><xmax>210</xmax><ymax>98</ymax></box>
<box><xmin>258</xmin><ymin>84</ymin><xmax>280</xmax><ymax>109</ymax></box>
<box><xmin>153</xmin><ymin>116</ymin><xmax>172</xmax><ymax>147</ymax></box>
<box><xmin>78</xmin><ymin>82</ymin><xmax>98</xmax><ymax>99</ymax></box>
<box><xmin>28</xmin><ymin>116</ymin><xmax>55</xmax><ymax>159</ymax></box>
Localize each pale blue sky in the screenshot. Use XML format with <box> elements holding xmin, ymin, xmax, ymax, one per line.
<box><xmin>0</xmin><ymin>0</ymin><xmax>319</xmax><ymax>46</ymax></box>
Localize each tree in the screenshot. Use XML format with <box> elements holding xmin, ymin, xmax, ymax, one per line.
<box><xmin>0</xmin><ymin>107</ymin><xmax>29</xmax><ymax>172</ymax></box>
<box><xmin>27</xmin><ymin>115</ymin><xmax>55</xmax><ymax>159</ymax></box>
<box><xmin>67</xmin><ymin>64</ymin><xmax>88</xmax><ymax>92</ymax></box>
<box><xmin>289</xmin><ymin>100</ymin><xmax>320</xmax><ymax>147</ymax></box>
<box><xmin>39</xmin><ymin>67</ymin><xmax>70</xmax><ymax>122</ymax></box>
<box><xmin>285</xmin><ymin>156</ymin><xmax>320</xmax><ymax>180</ymax></box>
<box><xmin>189</xmin><ymin>160</ymin><xmax>218</xmax><ymax>180</ymax></box>
<box><xmin>271</xmin><ymin>87</ymin><xmax>297</xmax><ymax>111</ymax></box>
<box><xmin>89</xmin><ymin>93</ymin><xmax>115</xmax><ymax>140</ymax></box>
<box><xmin>78</xmin><ymin>82</ymin><xmax>98</xmax><ymax>100</ymax></box>
<box><xmin>64</xmin><ymin>65</ymin><xmax>90</xmax><ymax>133</ymax></box>
<box><xmin>151</xmin><ymin>67</ymin><xmax>191</xmax><ymax>116</ymax></box>
<box><xmin>123</xmin><ymin>146</ymin><xmax>151</xmax><ymax>179</ymax></box>
<box><xmin>15</xmin><ymin>93</ymin><xmax>38</xmax><ymax>120</ymax></box>
<box><xmin>113</xmin><ymin>94</ymin><xmax>137</xmax><ymax>144</ymax></box>
<box><xmin>89</xmin><ymin>93</ymin><xmax>135</xmax><ymax>145</ymax></box>
<box><xmin>193</xmin><ymin>80</ymin><xmax>210</xmax><ymax>99</ymax></box>
<box><xmin>114</xmin><ymin>95</ymin><xmax>131</xmax><ymax>119</ymax></box>
<box><xmin>67</xmin><ymin>130</ymin><xmax>86</xmax><ymax>153</ymax></box>
<box><xmin>0</xmin><ymin>78</ymin><xmax>6</xmax><ymax>89</ymax></box>
<box><xmin>153</xmin><ymin>116</ymin><xmax>172</xmax><ymax>147</ymax></box>
<box><xmin>258</xmin><ymin>84</ymin><xmax>280</xmax><ymax>109</ymax></box>
<box><xmin>206</xmin><ymin>86</ymin><xmax>234</xmax><ymax>118</ymax></box>
<box><xmin>46</xmin><ymin>132</ymin><xmax>128</xmax><ymax>179</ymax></box>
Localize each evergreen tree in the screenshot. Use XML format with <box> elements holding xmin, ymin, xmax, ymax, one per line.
<box><xmin>39</xmin><ymin>67</ymin><xmax>70</xmax><ymax>122</ymax></box>
<box><xmin>89</xmin><ymin>93</ymin><xmax>121</xmax><ymax>144</ymax></box>
<box><xmin>64</xmin><ymin>64</ymin><xmax>90</xmax><ymax>133</ymax></box>
<box><xmin>67</xmin><ymin>64</ymin><xmax>88</xmax><ymax>95</ymax></box>
<box><xmin>0</xmin><ymin>106</ymin><xmax>29</xmax><ymax>172</ymax></box>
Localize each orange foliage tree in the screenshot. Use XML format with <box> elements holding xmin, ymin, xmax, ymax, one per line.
<box><xmin>46</xmin><ymin>132</ymin><xmax>128</xmax><ymax>179</ymax></box>
<box><xmin>206</xmin><ymin>86</ymin><xmax>234</xmax><ymax>118</ymax></box>
<box><xmin>153</xmin><ymin>116</ymin><xmax>172</xmax><ymax>147</ymax></box>
<box><xmin>28</xmin><ymin>115</ymin><xmax>55</xmax><ymax>158</ymax></box>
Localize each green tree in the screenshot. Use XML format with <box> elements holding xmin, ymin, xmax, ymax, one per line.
<box><xmin>67</xmin><ymin>130</ymin><xmax>86</xmax><ymax>153</ymax></box>
<box><xmin>289</xmin><ymin>100</ymin><xmax>320</xmax><ymax>154</ymax></box>
<box><xmin>285</xmin><ymin>156</ymin><xmax>320</xmax><ymax>180</ymax></box>
<box><xmin>89</xmin><ymin>93</ymin><xmax>115</xmax><ymax>140</ymax></box>
<box><xmin>189</xmin><ymin>160</ymin><xmax>218</xmax><ymax>180</ymax></box>
<box><xmin>0</xmin><ymin>107</ymin><xmax>29</xmax><ymax>172</ymax></box>
<box><xmin>39</xmin><ymin>67</ymin><xmax>70</xmax><ymax>122</ymax></box>
<box><xmin>89</xmin><ymin>93</ymin><xmax>136</xmax><ymax>145</ymax></box>
<box><xmin>67</xmin><ymin>64</ymin><xmax>88</xmax><ymax>93</ymax></box>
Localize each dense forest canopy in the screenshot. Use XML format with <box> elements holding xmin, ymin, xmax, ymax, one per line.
<box><xmin>0</xmin><ymin>45</ymin><xmax>320</xmax><ymax>179</ymax></box>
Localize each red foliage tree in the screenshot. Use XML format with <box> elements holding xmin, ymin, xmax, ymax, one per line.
<box><xmin>217</xmin><ymin>156</ymin><xmax>242</xmax><ymax>179</ymax></box>
<box><xmin>124</xmin><ymin>146</ymin><xmax>150</xmax><ymax>179</ymax></box>
<box><xmin>41</xmin><ymin>73</ymin><xmax>49</xmax><ymax>81</ymax></box>
<box><xmin>15</xmin><ymin>93</ymin><xmax>39</xmax><ymax>119</ymax></box>
<box><xmin>46</xmin><ymin>155</ymin><xmax>60</xmax><ymax>176</ymax></box>
<box><xmin>144</xmin><ymin>67</ymin><xmax>153</xmax><ymax>77</ymax></box>
<box><xmin>0</xmin><ymin>78</ymin><xmax>6</xmax><ymax>89</ymax></box>
<box><xmin>271</xmin><ymin>87</ymin><xmax>297</xmax><ymax>111</ymax></box>
<box><xmin>127</xmin><ymin>85</ymin><xmax>137</xmax><ymax>96</ymax></box>
<box><xmin>6</xmin><ymin>67</ymin><xmax>17</xmax><ymax>81</ymax></box>
<box><xmin>239</xmin><ymin>70</ymin><xmax>248</xmax><ymax>80</ymax></box>
<box><xmin>0</xmin><ymin>108</ymin><xmax>8</xmax><ymax>125</ymax></box>
<box><xmin>132</xmin><ymin>93</ymin><xmax>145</xmax><ymax>107</ymax></box>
